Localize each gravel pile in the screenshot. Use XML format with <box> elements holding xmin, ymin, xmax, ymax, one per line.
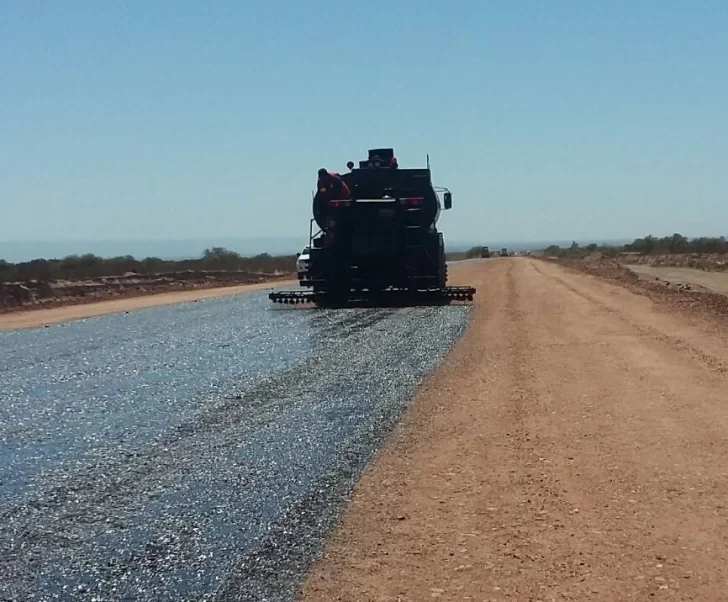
<box><xmin>0</xmin><ymin>293</ymin><xmax>470</xmax><ymax>601</ymax></box>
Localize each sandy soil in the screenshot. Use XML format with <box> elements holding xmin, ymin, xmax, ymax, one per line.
<box><xmin>0</xmin><ymin>279</ymin><xmax>296</xmax><ymax>331</ymax></box>
<box><xmin>627</xmin><ymin>264</ymin><xmax>728</xmax><ymax>295</ymax></box>
<box><xmin>300</xmin><ymin>258</ymin><xmax>728</xmax><ymax>601</ymax></box>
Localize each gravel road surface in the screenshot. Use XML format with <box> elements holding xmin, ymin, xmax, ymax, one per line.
<box><xmin>301</xmin><ymin>258</ymin><xmax>728</xmax><ymax>601</ymax></box>
<box><xmin>0</xmin><ymin>289</ymin><xmax>471</xmax><ymax>601</ymax></box>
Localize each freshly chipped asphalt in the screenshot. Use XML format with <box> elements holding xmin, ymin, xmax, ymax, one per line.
<box><xmin>0</xmin><ymin>290</ymin><xmax>471</xmax><ymax>601</ymax></box>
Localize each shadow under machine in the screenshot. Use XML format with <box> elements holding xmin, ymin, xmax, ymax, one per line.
<box><xmin>269</xmin><ymin>147</ymin><xmax>476</xmax><ymax>307</ymax></box>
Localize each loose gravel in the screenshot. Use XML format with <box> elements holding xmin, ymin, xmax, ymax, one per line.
<box><xmin>0</xmin><ymin>291</ymin><xmax>470</xmax><ymax>601</ymax></box>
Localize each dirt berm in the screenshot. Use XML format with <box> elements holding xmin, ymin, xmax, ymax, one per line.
<box><xmin>620</xmin><ymin>252</ymin><xmax>728</xmax><ymax>271</ymax></box>
<box><xmin>299</xmin><ymin>257</ymin><xmax>728</xmax><ymax>601</ymax></box>
<box><xmin>555</xmin><ymin>253</ymin><xmax>728</xmax><ymax>319</ymax></box>
<box><xmin>0</xmin><ymin>270</ymin><xmax>291</xmax><ymax>313</ymax></box>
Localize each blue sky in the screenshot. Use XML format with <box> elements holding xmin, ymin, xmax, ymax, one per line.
<box><xmin>1</xmin><ymin>0</ymin><xmax>726</xmax><ymax>252</ymax></box>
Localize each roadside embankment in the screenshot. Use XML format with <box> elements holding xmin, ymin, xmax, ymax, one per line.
<box><xmin>0</xmin><ymin>269</ymin><xmax>292</xmax><ymax>313</ymax></box>
<box><xmin>620</xmin><ymin>251</ymin><xmax>728</xmax><ymax>271</ymax></box>
<box><xmin>0</xmin><ymin>275</ymin><xmax>295</xmax><ymax>331</ymax></box>
<box><xmin>542</xmin><ymin>253</ymin><xmax>728</xmax><ymax>320</ymax></box>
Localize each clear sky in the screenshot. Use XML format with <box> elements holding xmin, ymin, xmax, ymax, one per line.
<box><xmin>1</xmin><ymin>0</ymin><xmax>726</xmax><ymax>249</ymax></box>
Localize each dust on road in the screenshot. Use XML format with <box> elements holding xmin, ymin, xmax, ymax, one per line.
<box><xmin>300</xmin><ymin>257</ymin><xmax>728</xmax><ymax>601</ymax></box>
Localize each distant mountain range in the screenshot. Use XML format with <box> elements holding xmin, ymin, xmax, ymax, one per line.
<box><xmin>0</xmin><ymin>237</ymin><xmax>635</xmax><ymax>263</ymax></box>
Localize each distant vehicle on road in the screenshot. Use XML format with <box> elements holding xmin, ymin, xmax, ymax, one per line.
<box><xmin>500</xmin><ymin>248</ymin><xmax>509</xmax><ymax>257</ymax></box>
<box><xmin>481</xmin><ymin>246</ymin><xmax>491</xmax><ymax>258</ymax></box>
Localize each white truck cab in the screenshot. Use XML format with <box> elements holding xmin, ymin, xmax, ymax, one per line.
<box><xmin>296</xmin><ymin>246</ymin><xmax>311</xmax><ymax>285</ymax></box>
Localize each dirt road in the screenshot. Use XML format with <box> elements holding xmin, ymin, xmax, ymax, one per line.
<box><xmin>300</xmin><ymin>258</ymin><xmax>728</xmax><ymax>601</ymax></box>
<box><xmin>0</xmin><ymin>279</ymin><xmax>295</xmax><ymax>331</ymax></box>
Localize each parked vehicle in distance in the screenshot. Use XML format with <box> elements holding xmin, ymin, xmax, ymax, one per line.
<box><xmin>296</xmin><ymin>246</ymin><xmax>311</xmax><ymax>285</ymax></box>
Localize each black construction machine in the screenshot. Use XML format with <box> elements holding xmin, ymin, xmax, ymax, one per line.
<box><xmin>269</xmin><ymin>148</ymin><xmax>476</xmax><ymax>307</ymax></box>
